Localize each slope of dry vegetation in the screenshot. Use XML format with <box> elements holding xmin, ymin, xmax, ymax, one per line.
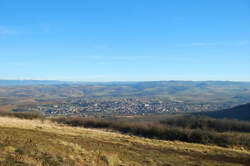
<box><xmin>0</xmin><ymin>111</ymin><xmax>43</xmax><ymax>120</ymax></box>
<box><xmin>0</xmin><ymin>116</ymin><xmax>250</xmax><ymax>166</ymax></box>
<box><xmin>53</xmin><ymin>116</ymin><xmax>250</xmax><ymax>149</ymax></box>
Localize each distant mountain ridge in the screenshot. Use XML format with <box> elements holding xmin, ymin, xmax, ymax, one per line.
<box><xmin>196</xmin><ymin>103</ymin><xmax>250</xmax><ymax>121</ymax></box>
<box><xmin>0</xmin><ymin>80</ymin><xmax>250</xmax><ymax>104</ymax></box>
<box><xmin>1</xmin><ymin>79</ymin><xmax>250</xmax><ymax>86</ymax></box>
<box><xmin>0</xmin><ymin>80</ymin><xmax>67</xmax><ymax>86</ymax></box>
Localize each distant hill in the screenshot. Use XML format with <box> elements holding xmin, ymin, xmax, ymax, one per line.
<box><xmin>0</xmin><ymin>80</ymin><xmax>250</xmax><ymax>104</ymax></box>
<box><xmin>0</xmin><ymin>80</ymin><xmax>67</xmax><ymax>86</ymax></box>
<box><xmin>196</xmin><ymin>103</ymin><xmax>250</xmax><ymax>121</ymax></box>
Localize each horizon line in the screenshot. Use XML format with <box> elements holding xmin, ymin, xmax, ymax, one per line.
<box><xmin>0</xmin><ymin>79</ymin><xmax>250</xmax><ymax>83</ymax></box>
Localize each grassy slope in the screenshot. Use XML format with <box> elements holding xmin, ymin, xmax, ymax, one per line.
<box><xmin>0</xmin><ymin>117</ymin><xmax>250</xmax><ymax>166</ymax></box>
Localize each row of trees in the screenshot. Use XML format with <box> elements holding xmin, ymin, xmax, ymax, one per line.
<box><xmin>160</xmin><ymin>115</ymin><xmax>250</xmax><ymax>132</ymax></box>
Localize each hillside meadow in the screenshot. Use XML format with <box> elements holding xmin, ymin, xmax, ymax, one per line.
<box><xmin>0</xmin><ymin>116</ymin><xmax>250</xmax><ymax>166</ymax></box>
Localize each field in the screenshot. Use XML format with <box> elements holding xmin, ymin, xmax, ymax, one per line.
<box><xmin>0</xmin><ymin>116</ymin><xmax>250</xmax><ymax>166</ymax></box>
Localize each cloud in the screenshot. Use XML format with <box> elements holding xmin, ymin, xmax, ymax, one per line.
<box><xmin>236</xmin><ymin>40</ymin><xmax>250</xmax><ymax>46</ymax></box>
<box><xmin>178</xmin><ymin>40</ymin><xmax>250</xmax><ymax>47</ymax></box>
<box><xmin>0</xmin><ymin>26</ymin><xmax>17</xmax><ymax>36</ymax></box>
<box><xmin>93</xmin><ymin>45</ymin><xmax>109</xmax><ymax>50</ymax></box>
<box><xmin>184</xmin><ymin>42</ymin><xmax>220</xmax><ymax>46</ymax></box>
<box><xmin>85</xmin><ymin>55</ymin><xmax>156</xmax><ymax>60</ymax></box>
<box><xmin>12</xmin><ymin>63</ymin><xmax>26</xmax><ymax>67</ymax></box>
<box><xmin>177</xmin><ymin>42</ymin><xmax>224</xmax><ymax>47</ymax></box>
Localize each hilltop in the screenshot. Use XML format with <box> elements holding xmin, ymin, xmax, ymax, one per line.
<box><xmin>196</xmin><ymin>103</ymin><xmax>250</xmax><ymax>121</ymax></box>
<box><xmin>0</xmin><ymin>116</ymin><xmax>250</xmax><ymax>166</ymax></box>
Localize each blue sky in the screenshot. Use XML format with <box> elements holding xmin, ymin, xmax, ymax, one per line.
<box><xmin>0</xmin><ymin>0</ymin><xmax>249</xmax><ymax>81</ymax></box>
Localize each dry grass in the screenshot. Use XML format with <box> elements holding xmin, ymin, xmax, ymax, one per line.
<box><xmin>0</xmin><ymin>117</ymin><xmax>250</xmax><ymax>166</ymax></box>
<box><xmin>0</xmin><ymin>105</ymin><xmax>16</xmax><ymax>112</ymax></box>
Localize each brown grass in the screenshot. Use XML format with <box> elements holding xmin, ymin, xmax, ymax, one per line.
<box><xmin>0</xmin><ymin>116</ymin><xmax>250</xmax><ymax>166</ymax></box>
<box><xmin>53</xmin><ymin>116</ymin><xmax>250</xmax><ymax>149</ymax></box>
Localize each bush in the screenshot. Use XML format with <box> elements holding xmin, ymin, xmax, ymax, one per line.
<box><xmin>0</xmin><ymin>111</ymin><xmax>43</xmax><ymax>120</ymax></box>
<box><xmin>160</xmin><ymin>115</ymin><xmax>250</xmax><ymax>133</ymax></box>
<box><xmin>52</xmin><ymin>116</ymin><xmax>250</xmax><ymax>149</ymax></box>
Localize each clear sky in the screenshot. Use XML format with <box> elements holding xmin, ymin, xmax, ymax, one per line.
<box><xmin>0</xmin><ymin>0</ymin><xmax>249</xmax><ymax>81</ymax></box>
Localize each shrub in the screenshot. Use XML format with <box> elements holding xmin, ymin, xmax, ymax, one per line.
<box><xmin>160</xmin><ymin>115</ymin><xmax>250</xmax><ymax>133</ymax></box>
<box><xmin>52</xmin><ymin>116</ymin><xmax>250</xmax><ymax>148</ymax></box>
<box><xmin>0</xmin><ymin>111</ymin><xmax>43</xmax><ymax>120</ymax></box>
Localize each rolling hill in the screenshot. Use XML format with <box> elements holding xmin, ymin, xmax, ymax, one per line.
<box><xmin>0</xmin><ymin>81</ymin><xmax>250</xmax><ymax>104</ymax></box>
<box><xmin>197</xmin><ymin>103</ymin><xmax>250</xmax><ymax>121</ymax></box>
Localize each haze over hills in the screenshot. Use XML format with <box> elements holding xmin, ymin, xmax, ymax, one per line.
<box><xmin>0</xmin><ymin>80</ymin><xmax>249</xmax><ymax>102</ymax></box>
<box><xmin>1</xmin><ymin>80</ymin><xmax>250</xmax><ymax>86</ymax></box>
<box><xmin>0</xmin><ymin>80</ymin><xmax>67</xmax><ymax>86</ymax></box>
